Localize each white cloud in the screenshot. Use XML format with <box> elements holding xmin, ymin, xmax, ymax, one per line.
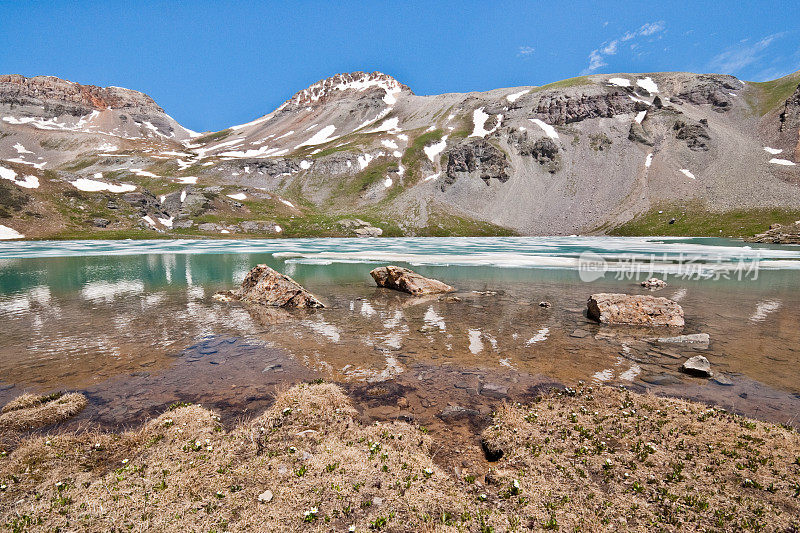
<box><xmin>587</xmin><ymin>50</ymin><xmax>607</xmax><ymax>71</ymax></box>
<box><xmin>584</xmin><ymin>20</ymin><xmax>666</xmax><ymax>73</ymax></box>
<box><xmin>517</xmin><ymin>45</ymin><xmax>535</xmax><ymax>57</ymax></box>
<box><xmin>602</xmin><ymin>40</ymin><xmax>618</xmax><ymax>55</ymax></box>
<box><xmin>708</xmin><ymin>32</ymin><xmax>787</xmax><ymax>74</ymax></box>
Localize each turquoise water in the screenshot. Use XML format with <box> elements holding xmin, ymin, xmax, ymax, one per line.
<box><xmin>1</xmin><ymin>237</ymin><xmax>799</xmax><ymax>427</ymax></box>
<box><xmin>2</xmin><ymin>236</ymin><xmax>799</xmax><ymax>295</ymax></box>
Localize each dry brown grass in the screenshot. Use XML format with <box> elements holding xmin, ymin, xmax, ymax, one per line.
<box><xmin>0</xmin><ymin>383</ymin><xmax>798</xmax><ymax>532</ymax></box>
<box><xmin>481</xmin><ymin>385</ymin><xmax>800</xmax><ymax>531</ymax></box>
<box><xmin>0</xmin><ymin>392</ymin><xmax>87</xmax><ymax>431</ymax></box>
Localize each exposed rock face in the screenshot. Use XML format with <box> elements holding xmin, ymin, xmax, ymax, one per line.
<box><xmin>676</xmin><ymin>76</ymin><xmax>737</xmax><ymax>111</ymax></box>
<box><xmin>214</xmin><ymin>265</ymin><xmax>324</xmax><ymax>308</ymax></box>
<box><xmin>747</xmin><ymin>221</ymin><xmax>800</xmax><ymax>244</ymax></box>
<box><xmin>511</xmin><ymin>130</ymin><xmax>561</xmax><ymax>173</ymax></box>
<box><xmin>278</xmin><ymin>72</ymin><xmax>412</xmax><ymax>112</ymax></box>
<box><xmin>681</xmin><ymin>355</ymin><xmax>712</xmax><ymax>377</ymax></box>
<box><xmin>673</xmin><ymin>120</ymin><xmax>711</xmax><ymax>151</ymax></box>
<box><xmin>778</xmin><ymin>83</ymin><xmax>800</xmax><ymax>157</ymax></box>
<box><xmin>531</xmin><ymin>91</ymin><xmax>636</xmax><ymax>125</ymax></box>
<box><xmin>587</xmin><ymin>293</ymin><xmax>684</xmax><ymax>327</ymax></box>
<box><xmin>628</xmin><ymin>121</ymin><xmax>654</xmax><ymax>146</ymax></box>
<box><xmin>442</xmin><ymin>139</ymin><xmax>510</xmax><ymax>190</ymax></box>
<box><xmin>370</xmin><ymin>266</ymin><xmax>455</xmax><ymax>295</ymax></box>
<box><xmin>0</xmin><ymin>74</ymin><xmax>187</xmax><ymax>138</ymax></box>
<box><xmin>0</xmin><ymin>74</ymin><xmax>163</xmax><ymax>116</ymax></box>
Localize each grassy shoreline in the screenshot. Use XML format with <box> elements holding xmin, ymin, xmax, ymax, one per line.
<box><xmin>1</xmin><ymin>383</ymin><xmax>797</xmax><ymax>532</ymax></box>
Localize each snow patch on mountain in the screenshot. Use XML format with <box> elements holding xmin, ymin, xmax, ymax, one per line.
<box><xmin>506</xmin><ymin>89</ymin><xmax>529</xmax><ymax>103</ymax></box>
<box><xmin>636</xmin><ymin>77</ymin><xmax>659</xmax><ymax>93</ymax></box>
<box><xmin>530</xmin><ymin>119</ymin><xmax>558</xmax><ymax>139</ymax></box>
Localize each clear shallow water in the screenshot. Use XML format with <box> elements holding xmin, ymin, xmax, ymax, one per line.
<box><xmin>1</xmin><ymin>237</ymin><xmax>799</xmax><ymax>428</ymax></box>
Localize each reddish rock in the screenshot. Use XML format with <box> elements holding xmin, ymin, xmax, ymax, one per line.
<box><xmin>213</xmin><ymin>264</ymin><xmax>324</xmax><ymax>308</ymax></box>
<box><xmin>587</xmin><ymin>293</ymin><xmax>684</xmax><ymax>327</ymax></box>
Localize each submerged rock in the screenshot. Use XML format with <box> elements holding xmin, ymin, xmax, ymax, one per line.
<box><xmin>213</xmin><ymin>264</ymin><xmax>324</xmax><ymax>308</ymax></box>
<box><xmin>681</xmin><ymin>355</ymin><xmax>712</xmax><ymax>377</ymax></box>
<box><xmin>640</xmin><ymin>372</ymin><xmax>683</xmax><ymax>386</ymax></box>
<box><xmin>370</xmin><ymin>266</ymin><xmax>454</xmax><ymax>295</ymax></box>
<box><xmin>657</xmin><ymin>333</ymin><xmax>709</xmax><ymax>346</ymax></box>
<box><xmin>587</xmin><ymin>293</ymin><xmax>684</xmax><ymax>327</ymax></box>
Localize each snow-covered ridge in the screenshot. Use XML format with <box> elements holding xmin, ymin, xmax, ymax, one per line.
<box><xmin>280</xmin><ymin>72</ymin><xmax>410</xmax><ymax>110</ymax></box>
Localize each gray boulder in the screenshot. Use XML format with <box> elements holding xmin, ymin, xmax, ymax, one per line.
<box><xmin>681</xmin><ymin>355</ymin><xmax>712</xmax><ymax>377</ymax></box>
<box><xmin>370</xmin><ymin>265</ymin><xmax>454</xmax><ymax>296</ymax></box>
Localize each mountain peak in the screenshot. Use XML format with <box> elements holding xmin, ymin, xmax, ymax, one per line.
<box><xmin>280</xmin><ymin>71</ymin><xmax>412</xmax><ymax>110</ymax></box>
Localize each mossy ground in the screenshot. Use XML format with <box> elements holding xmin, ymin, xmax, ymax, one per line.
<box><xmin>608</xmin><ymin>202</ymin><xmax>800</xmax><ymax>238</ymax></box>
<box><xmin>1</xmin><ymin>383</ymin><xmax>797</xmax><ymax>531</ymax></box>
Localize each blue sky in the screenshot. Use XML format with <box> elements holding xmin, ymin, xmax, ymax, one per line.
<box><xmin>1</xmin><ymin>1</ymin><xmax>799</xmax><ymax>132</ymax></box>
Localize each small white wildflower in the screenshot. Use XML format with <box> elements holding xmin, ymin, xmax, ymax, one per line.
<box><xmin>122</xmin><ymin>459</ymin><xmax>129</xmax><ymax>464</ymax></box>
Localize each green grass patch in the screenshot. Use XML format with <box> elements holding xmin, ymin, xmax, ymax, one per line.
<box><xmin>400</xmin><ymin>129</ymin><xmax>443</xmax><ymax>183</ymax></box>
<box><xmin>534</xmin><ymin>76</ymin><xmax>591</xmax><ymax>92</ymax></box>
<box><xmin>61</xmin><ymin>158</ymin><xmax>99</xmax><ymax>172</ymax></box>
<box><xmin>418</xmin><ymin>209</ymin><xmax>516</xmax><ymax>237</ymax></box>
<box><xmin>193</xmin><ymin>129</ymin><xmax>232</xmax><ymax>144</ymax></box>
<box><xmin>608</xmin><ymin>202</ymin><xmax>800</xmax><ymax>237</ymax></box>
<box><xmin>747</xmin><ymin>70</ymin><xmax>800</xmax><ymax>116</ymax></box>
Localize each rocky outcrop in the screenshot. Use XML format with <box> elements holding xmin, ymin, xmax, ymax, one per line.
<box><xmin>213</xmin><ymin>264</ymin><xmax>324</xmax><ymax>308</ymax></box>
<box><xmin>747</xmin><ymin>221</ymin><xmax>800</xmax><ymax>244</ymax></box>
<box><xmin>531</xmin><ymin>91</ymin><xmax>637</xmax><ymax>125</ymax></box>
<box><xmin>337</xmin><ymin>218</ymin><xmax>383</xmax><ymax>237</ymax></box>
<box><xmin>675</xmin><ymin>76</ymin><xmax>737</xmax><ymax>112</ymax></box>
<box><xmin>370</xmin><ymin>266</ymin><xmax>454</xmax><ymax>295</ymax></box>
<box><xmin>511</xmin><ymin>130</ymin><xmax>562</xmax><ymax>173</ymax></box>
<box><xmin>628</xmin><ymin>121</ymin><xmax>654</xmax><ymax>146</ymax></box>
<box><xmin>278</xmin><ymin>72</ymin><xmax>412</xmax><ymax>112</ymax></box>
<box><xmin>587</xmin><ymin>293</ymin><xmax>684</xmax><ymax>327</ymax></box>
<box><xmin>442</xmin><ymin>139</ymin><xmax>509</xmax><ymax>190</ymax></box>
<box><xmin>778</xmin><ymin>82</ymin><xmax>800</xmax><ymax>156</ymax></box>
<box><xmin>673</xmin><ymin>119</ymin><xmax>711</xmax><ymax>151</ymax></box>
<box><xmin>0</xmin><ymin>74</ymin><xmax>163</xmax><ymax>116</ymax></box>
<box><xmin>0</xmin><ymin>74</ymin><xmax>186</xmax><ymax>138</ymax></box>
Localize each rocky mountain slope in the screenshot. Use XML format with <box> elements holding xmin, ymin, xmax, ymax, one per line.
<box><xmin>1</xmin><ymin>70</ymin><xmax>799</xmax><ymax>239</ymax></box>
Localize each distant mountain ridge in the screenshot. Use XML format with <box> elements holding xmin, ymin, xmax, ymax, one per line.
<box><xmin>1</xmin><ymin>69</ymin><xmax>799</xmax><ymax>239</ymax></box>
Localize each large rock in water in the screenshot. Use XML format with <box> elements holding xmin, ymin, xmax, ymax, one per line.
<box><xmin>370</xmin><ymin>266</ymin><xmax>454</xmax><ymax>295</ymax></box>
<box><xmin>213</xmin><ymin>265</ymin><xmax>324</xmax><ymax>308</ymax></box>
<box><xmin>681</xmin><ymin>355</ymin><xmax>712</xmax><ymax>377</ymax></box>
<box><xmin>587</xmin><ymin>293</ymin><xmax>684</xmax><ymax>327</ymax></box>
